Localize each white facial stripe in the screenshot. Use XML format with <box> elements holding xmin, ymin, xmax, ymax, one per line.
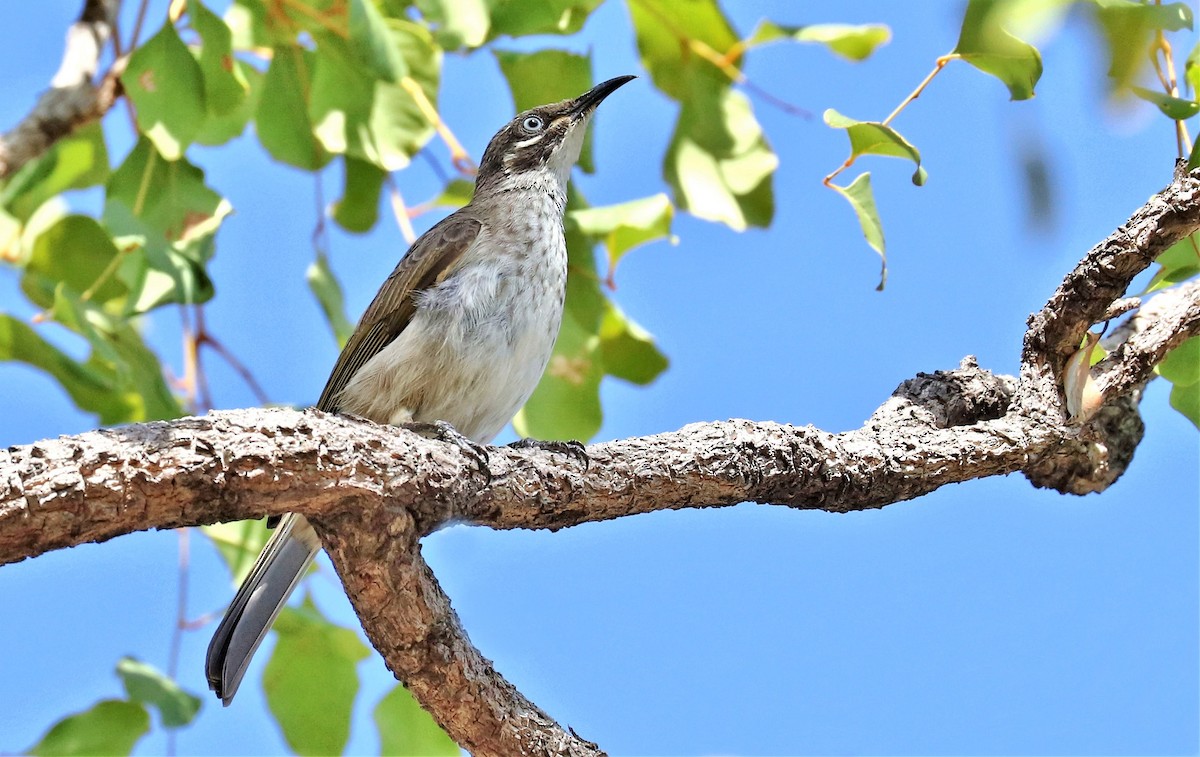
<box><xmin>513</xmin><ymin>133</ymin><xmax>544</xmax><ymax>150</ymax></box>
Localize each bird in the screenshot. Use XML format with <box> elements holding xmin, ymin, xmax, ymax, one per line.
<box><xmin>204</xmin><ymin>75</ymin><xmax>634</xmax><ymax>705</ymax></box>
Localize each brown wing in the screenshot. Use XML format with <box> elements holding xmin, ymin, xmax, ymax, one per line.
<box><xmin>315</xmin><ymin>213</ymin><xmax>482</xmax><ymax>412</ymax></box>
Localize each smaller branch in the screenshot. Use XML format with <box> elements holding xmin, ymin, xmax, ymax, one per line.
<box><xmin>0</xmin><ymin>0</ymin><xmax>123</xmax><ymax>179</ymax></box>
<box><xmin>1094</xmin><ymin>280</ymin><xmax>1200</xmax><ymax>400</ymax></box>
<box><xmin>1018</xmin><ymin>165</ymin><xmax>1200</xmax><ymax>418</ymax></box>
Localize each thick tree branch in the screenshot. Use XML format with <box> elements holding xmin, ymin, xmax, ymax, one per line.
<box><xmin>0</xmin><ymin>0</ymin><xmax>122</xmax><ymax>179</ymax></box>
<box><xmin>1</xmin><ymin>167</ymin><xmax>1197</xmax><ymax>754</ymax></box>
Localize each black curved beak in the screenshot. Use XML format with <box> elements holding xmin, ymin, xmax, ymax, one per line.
<box><xmin>571</xmin><ymin>75</ymin><xmax>636</xmax><ymax>117</ymax></box>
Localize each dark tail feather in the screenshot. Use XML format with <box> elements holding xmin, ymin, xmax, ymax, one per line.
<box><xmin>205</xmin><ymin>513</ymin><xmax>319</xmax><ymax>705</ymax></box>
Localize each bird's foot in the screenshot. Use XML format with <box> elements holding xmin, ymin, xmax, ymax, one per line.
<box><xmin>402</xmin><ymin>420</ymin><xmax>491</xmax><ymax>479</ymax></box>
<box><xmin>507</xmin><ymin>438</ymin><xmax>589</xmax><ymax>470</ymax></box>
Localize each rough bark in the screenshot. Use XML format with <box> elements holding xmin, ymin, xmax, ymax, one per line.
<box><xmin>2</xmin><ymin>168</ymin><xmax>1198</xmax><ymax>754</ymax></box>
<box><xmin>0</xmin><ymin>0</ymin><xmax>122</xmax><ymax>179</ymax></box>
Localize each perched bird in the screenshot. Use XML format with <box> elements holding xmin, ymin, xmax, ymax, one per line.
<box><xmin>205</xmin><ymin>75</ymin><xmax>635</xmax><ymax>705</ymax></box>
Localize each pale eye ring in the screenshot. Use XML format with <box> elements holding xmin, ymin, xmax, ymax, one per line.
<box><xmin>521</xmin><ymin>115</ymin><xmax>544</xmax><ymax>133</ymax></box>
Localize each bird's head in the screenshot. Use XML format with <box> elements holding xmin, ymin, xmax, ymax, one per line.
<box><xmin>475</xmin><ymin>75</ymin><xmax>635</xmax><ymax>196</ymax></box>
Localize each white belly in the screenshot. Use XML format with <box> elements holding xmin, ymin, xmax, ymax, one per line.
<box><xmin>336</xmin><ymin>227</ymin><xmax>567</xmax><ymax>443</ymax></box>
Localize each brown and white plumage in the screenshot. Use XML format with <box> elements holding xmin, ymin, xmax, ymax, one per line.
<box><xmin>205</xmin><ymin>75</ymin><xmax>634</xmax><ymax>705</ymax></box>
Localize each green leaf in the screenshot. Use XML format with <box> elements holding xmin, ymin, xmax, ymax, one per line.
<box><xmin>116</xmin><ymin>658</ymin><xmax>202</xmax><ymax>729</ymax></box>
<box><xmin>257</xmin><ymin>45</ymin><xmax>331</xmax><ymax>170</ymax></box>
<box><xmin>431</xmin><ymin>178</ymin><xmax>475</xmax><ymax>208</ymax></box>
<box><xmin>1146</xmin><ymin>234</ymin><xmax>1200</xmax><ymax>291</ymax></box>
<box><xmin>824</xmin><ymin>109</ymin><xmax>927</xmax><ymax>186</ymax></box>
<box><xmin>374</xmin><ymin>685</ymin><xmax>459</xmax><ymax>756</ymax></box>
<box><xmin>309</xmin><ymin>22</ymin><xmax>441</xmax><ymax>171</ymax></box>
<box><xmin>121</xmin><ymin>21</ymin><xmax>207</xmax><ymax>159</ymax></box>
<box><xmin>485</xmin><ymin>0</ymin><xmax>602</xmax><ymax>39</ymax></box>
<box><xmin>1190</xmin><ymin>136</ymin><xmax>1200</xmax><ymax>171</ymax></box>
<box><xmin>349</xmin><ymin>0</ymin><xmax>408</xmax><ymax>82</ymax></box>
<box><xmin>20</xmin><ymin>215</ymin><xmax>125</xmax><ymax>308</ymax></box>
<box><xmin>1091</xmin><ymin>1</ymin><xmax>1193</xmax><ymax>90</ymax></box>
<box><xmin>264</xmin><ymin>598</ymin><xmax>370</xmax><ymax>757</ymax></box>
<box><xmin>1160</xmin><ymin>333</ymin><xmax>1200</xmax><ymax>429</ymax></box>
<box><xmin>307</xmin><ymin>251</ymin><xmax>356</xmax><ymax>347</ymax></box>
<box><xmin>332</xmin><ymin>156</ymin><xmax>385</xmax><ymax>233</ymax></box>
<box><xmin>0</xmin><ymin>123</ymin><xmax>109</xmax><ymax>222</ymax></box>
<box><xmin>665</xmin><ymin>86</ymin><xmax>776</xmax><ymax>231</ymax></box>
<box><xmin>104</xmin><ymin>140</ymin><xmax>229</xmax><ymax>311</ymax></box>
<box><xmin>1130</xmin><ymin>86</ymin><xmax>1200</xmax><ymax>119</ymax></box>
<box><xmin>600</xmin><ymin>301</ymin><xmax>668</xmax><ymax>385</ymax></box>
<box><xmin>0</xmin><ymin>314</ymin><xmax>121</xmax><ymax>423</ymax></box>
<box><xmin>628</xmin><ymin>0</ymin><xmax>739</xmax><ymax>101</ymax></box>
<box><xmin>1159</xmin><ymin>335</ymin><xmax>1200</xmax><ymax>385</ymax></box>
<box><xmin>1169</xmin><ymin>377</ymin><xmax>1200</xmax><ymax>428</ymax></box>
<box><xmin>953</xmin><ymin>0</ymin><xmax>1044</xmax><ymax>100</ymax></box>
<box><xmin>26</xmin><ymin>699</ymin><xmax>149</xmax><ymax>757</ymax></box>
<box><xmin>191</xmin><ymin>0</ymin><xmax>247</xmax><ymax>116</ymax></box>
<box><xmin>415</xmin><ymin>0</ymin><xmax>489</xmax><ymax>49</ymax></box>
<box><xmin>749</xmin><ymin>21</ymin><xmax>891</xmax><ymax>61</ymax></box>
<box><xmin>568</xmin><ymin>193</ymin><xmax>674</xmax><ymax>278</ymax></box>
<box><xmin>494</xmin><ymin>49</ymin><xmax>595</xmax><ymax>172</ymax></box>
<box><xmin>195</xmin><ymin>59</ymin><xmax>264</xmax><ymax>146</ymax></box>
<box><xmin>202</xmin><ymin>519</ymin><xmax>272</xmax><ymax>585</ymax></box>
<box><xmin>829</xmin><ymin>172</ymin><xmax>887</xmax><ymax>290</ymax></box>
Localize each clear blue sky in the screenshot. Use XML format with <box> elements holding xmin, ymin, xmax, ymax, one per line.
<box><xmin>0</xmin><ymin>1</ymin><xmax>1196</xmax><ymax>755</ymax></box>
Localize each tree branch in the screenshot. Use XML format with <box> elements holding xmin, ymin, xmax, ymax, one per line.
<box><xmin>0</xmin><ymin>0</ymin><xmax>122</xmax><ymax>179</ymax></box>
<box><xmin>1</xmin><ymin>167</ymin><xmax>1197</xmax><ymax>754</ymax></box>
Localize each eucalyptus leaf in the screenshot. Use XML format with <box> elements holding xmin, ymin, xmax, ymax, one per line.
<box><xmin>191</xmin><ymin>0</ymin><xmax>247</xmax><ymax>116</ymax></box>
<box><xmin>348</xmin><ymin>0</ymin><xmax>408</xmax><ymax>82</ymax></box>
<box><xmin>122</xmin><ymin>21</ymin><xmax>207</xmax><ymax>159</ymax></box>
<box><xmin>116</xmin><ymin>657</ymin><xmax>202</xmax><ymax>729</ymax></box>
<box><xmin>1130</xmin><ymin>86</ymin><xmax>1200</xmax><ymax>119</ymax></box>
<box><xmin>374</xmin><ymin>685</ymin><xmax>459</xmax><ymax>756</ymax></box>
<box><xmin>829</xmin><ymin>172</ymin><xmax>888</xmax><ymax>290</ymax></box>
<box><xmin>26</xmin><ymin>699</ymin><xmax>149</xmax><ymax>757</ymax></box>
<box><xmin>824</xmin><ymin>109</ymin><xmax>927</xmax><ymax>186</ymax></box>
<box><xmin>332</xmin><ymin>156</ymin><xmax>385</xmax><ymax>233</ymax></box>
<box><xmin>264</xmin><ymin>598</ymin><xmax>370</xmax><ymax>757</ymax></box>
<box><xmin>953</xmin><ymin>0</ymin><xmax>1043</xmax><ymax>100</ymax></box>
<box><xmin>750</xmin><ymin>21</ymin><xmax>891</xmax><ymax>61</ymax></box>
<box><xmin>257</xmin><ymin>45</ymin><xmax>331</xmax><ymax>170</ymax></box>
<box><xmin>307</xmin><ymin>251</ymin><xmax>356</xmax><ymax>347</ymax></box>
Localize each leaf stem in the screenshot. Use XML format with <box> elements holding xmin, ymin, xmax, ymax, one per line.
<box><xmin>401</xmin><ymin>76</ymin><xmax>475</xmax><ymax>175</ymax></box>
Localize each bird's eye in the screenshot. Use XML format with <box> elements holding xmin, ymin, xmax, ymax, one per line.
<box><xmin>521</xmin><ymin>115</ymin><xmax>544</xmax><ymax>133</ymax></box>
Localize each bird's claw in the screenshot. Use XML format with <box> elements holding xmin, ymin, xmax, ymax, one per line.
<box><xmin>507</xmin><ymin>438</ymin><xmax>589</xmax><ymax>470</ymax></box>
<box><xmin>403</xmin><ymin>420</ymin><xmax>491</xmax><ymax>479</ymax></box>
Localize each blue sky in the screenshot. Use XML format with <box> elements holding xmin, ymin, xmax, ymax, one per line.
<box><xmin>0</xmin><ymin>1</ymin><xmax>1196</xmax><ymax>755</ymax></box>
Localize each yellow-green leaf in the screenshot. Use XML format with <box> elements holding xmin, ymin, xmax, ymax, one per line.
<box><xmin>202</xmin><ymin>519</ymin><xmax>272</xmax><ymax>585</ymax></box>
<box><xmin>568</xmin><ymin>193</ymin><xmax>674</xmax><ymax>278</ymax></box>
<box><xmin>307</xmin><ymin>251</ymin><xmax>355</xmax><ymax>347</ymax></box>
<box><xmin>122</xmin><ymin>21</ymin><xmax>206</xmax><ymax>159</ymax></box>
<box><xmin>26</xmin><ymin>700</ymin><xmax>149</xmax><ymax>757</ymax></box>
<box><xmin>348</xmin><ymin>0</ymin><xmax>408</xmax><ymax>82</ymax></box>
<box><xmin>116</xmin><ymin>658</ymin><xmax>202</xmax><ymax>729</ymax></box>
<box><xmin>191</xmin><ymin>0</ymin><xmax>247</xmax><ymax>116</ymax></box>
<box><xmin>749</xmin><ymin>21</ymin><xmax>891</xmax><ymax>61</ymax></box>
<box><xmin>953</xmin><ymin>0</ymin><xmax>1044</xmax><ymax>100</ymax></box>
<box><xmin>830</xmin><ymin>172</ymin><xmax>888</xmax><ymax>290</ymax></box>
<box><xmin>257</xmin><ymin>45</ymin><xmax>331</xmax><ymax>170</ymax></box>
<box><xmin>374</xmin><ymin>685</ymin><xmax>459</xmax><ymax>756</ymax></box>
<box><xmin>332</xmin><ymin>156</ymin><xmax>384</xmax><ymax>233</ymax></box>
<box><xmin>824</xmin><ymin>109</ymin><xmax>927</xmax><ymax>186</ymax></box>
<box><xmin>264</xmin><ymin>598</ymin><xmax>370</xmax><ymax>757</ymax></box>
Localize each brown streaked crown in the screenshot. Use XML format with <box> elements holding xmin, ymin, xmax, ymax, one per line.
<box><xmin>474</xmin><ymin>75</ymin><xmax>635</xmax><ymax>192</ymax></box>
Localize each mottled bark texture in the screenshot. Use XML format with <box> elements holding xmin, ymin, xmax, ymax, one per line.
<box><xmin>2</xmin><ymin>168</ymin><xmax>1198</xmax><ymax>754</ymax></box>
<box><xmin>0</xmin><ymin>0</ymin><xmax>122</xmax><ymax>179</ymax></box>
